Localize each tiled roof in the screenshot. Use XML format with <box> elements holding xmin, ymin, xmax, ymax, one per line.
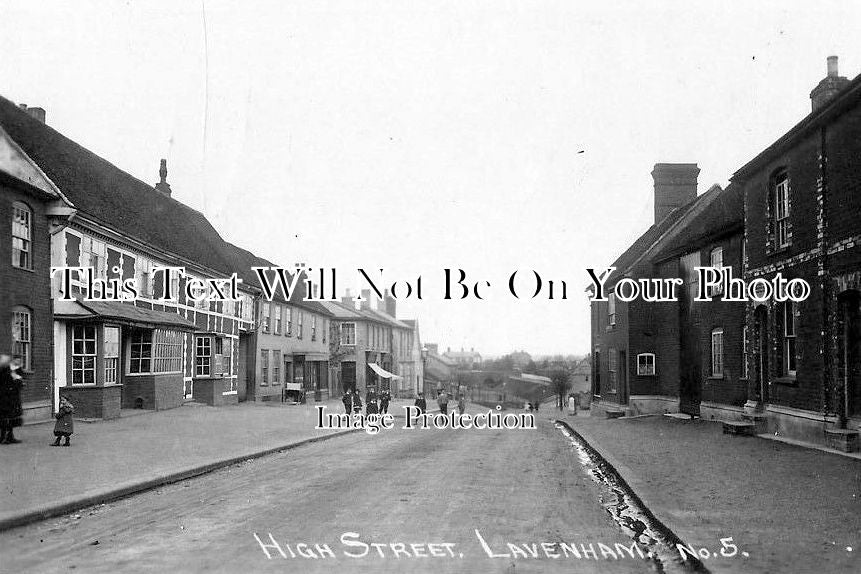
<box><xmin>654</xmin><ymin>184</ymin><xmax>744</xmax><ymax>262</ymax></box>
<box><xmin>0</xmin><ymin>95</ymin><xmax>232</xmax><ymax>275</ymax></box>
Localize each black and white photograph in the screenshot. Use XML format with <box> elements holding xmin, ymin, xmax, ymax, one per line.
<box><xmin>0</xmin><ymin>1</ymin><xmax>860</xmax><ymax>573</ymax></box>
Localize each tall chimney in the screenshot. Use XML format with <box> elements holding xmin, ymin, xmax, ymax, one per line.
<box><xmin>154</xmin><ymin>159</ymin><xmax>172</xmax><ymax>197</ymax></box>
<box><xmin>360</xmin><ymin>289</ymin><xmax>372</xmax><ymax>311</ymax></box>
<box><xmin>652</xmin><ymin>163</ymin><xmax>699</xmax><ymax>223</ymax></box>
<box><xmin>384</xmin><ymin>290</ymin><xmax>396</xmax><ymax>317</ymax></box>
<box><xmin>341</xmin><ymin>288</ymin><xmax>354</xmax><ymax>308</ymax></box>
<box><xmin>810</xmin><ymin>55</ymin><xmax>850</xmax><ymax>112</ymax></box>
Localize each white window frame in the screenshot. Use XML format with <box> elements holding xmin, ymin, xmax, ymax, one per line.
<box><xmin>608</xmin><ymin>348</ymin><xmax>617</xmax><ymax>392</ymax></box>
<box><xmin>775</xmin><ymin>173</ymin><xmax>790</xmax><ymax>248</ymax></box>
<box><xmin>196</xmin><ymin>336</ymin><xmax>212</xmax><ymax>376</ymax></box>
<box><xmin>274</xmin><ymin>305</ymin><xmax>282</xmax><ymax>334</ymax></box>
<box><xmin>784</xmin><ymin>302</ymin><xmax>797</xmax><ymax>377</ymax></box>
<box><xmin>11</xmin><ymin>306</ymin><xmax>32</xmax><ymax>371</ymax></box>
<box><xmin>742</xmin><ymin>325</ymin><xmax>749</xmax><ymax>379</ymax></box>
<box><xmin>129</xmin><ymin>330</ymin><xmax>153</xmax><ymax>374</ymax></box>
<box><xmin>636</xmin><ymin>353</ymin><xmax>655</xmax><ymax>376</ymax></box>
<box><xmin>341</xmin><ymin>322</ymin><xmax>356</xmax><ymax>345</ymax></box>
<box><xmin>11</xmin><ymin>202</ymin><xmax>32</xmax><ymax>270</ymax></box>
<box><xmin>261</xmin><ymin>302</ymin><xmax>271</xmax><ymax>333</ymax></box>
<box><xmin>104</xmin><ymin>326</ymin><xmax>120</xmax><ymax>384</ymax></box>
<box><xmin>261</xmin><ymin>349</ymin><xmax>269</xmax><ymax>385</ymax></box>
<box><xmin>711</xmin><ymin>328</ymin><xmax>724</xmax><ymax>377</ymax></box>
<box><xmin>311</xmin><ymin>315</ymin><xmax>317</xmax><ymax>341</ymax></box>
<box><xmin>273</xmin><ymin>350</ymin><xmax>281</xmax><ymax>384</ymax></box>
<box><xmin>709</xmin><ymin>247</ymin><xmax>724</xmax><ymax>296</ymax></box>
<box><xmin>608</xmin><ymin>292</ymin><xmax>616</xmax><ymax>326</ymax></box>
<box><xmin>71</xmin><ymin>325</ymin><xmax>97</xmax><ymax>385</ymax></box>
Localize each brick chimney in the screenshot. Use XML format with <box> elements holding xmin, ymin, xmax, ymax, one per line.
<box><xmin>154</xmin><ymin>159</ymin><xmax>172</xmax><ymax>197</ymax></box>
<box><xmin>810</xmin><ymin>56</ymin><xmax>850</xmax><ymax>112</ymax></box>
<box><xmin>18</xmin><ymin>103</ymin><xmax>46</xmax><ymax>123</ymax></box>
<box><xmin>652</xmin><ymin>163</ymin><xmax>699</xmax><ymax>224</ymax></box>
<box><xmin>384</xmin><ymin>290</ymin><xmax>396</xmax><ymax>317</ymax></box>
<box><xmin>341</xmin><ymin>288</ymin><xmax>355</xmax><ymax>308</ymax></box>
<box><xmin>360</xmin><ymin>289</ymin><xmax>372</xmax><ymax>311</ymax></box>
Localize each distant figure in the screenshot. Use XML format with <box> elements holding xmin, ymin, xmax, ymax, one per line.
<box><xmin>533</xmin><ymin>401</ymin><xmax>539</xmax><ymax>413</ymax></box>
<box><xmin>414</xmin><ymin>392</ymin><xmax>427</xmax><ymax>415</ymax></box>
<box><xmin>366</xmin><ymin>389</ymin><xmax>378</xmax><ymax>415</ymax></box>
<box><xmin>342</xmin><ymin>391</ymin><xmax>352</xmax><ymax>414</ymax></box>
<box><xmin>437</xmin><ymin>390</ymin><xmax>449</xmax><ymax>415</ymax></box>
<box><xmin>457</xmin><ymin>395</ymin><xmax>465</xmax><ymax>415</ymax></box>
<box><xmin>568</xmin><ymin>394</ymin><xmax>578</xmax><ymax>417</ymax></box>
<box><xmin>379</xmin><ymin>391</ymin><xmax>391</xmax><ymax>415</ymax></box>
<box><xmin>352</xmin><ymin>390</ymin><xmax>363</xmax><ymax>414</ymax></box>
<box><xmin>0</xmin><ymin>355</ymin><xmax>24</xmax><ymax>444</ymax></box>
<box><xmin>525</xmin><ymin>402</ymin><xmax>533</xmax><ymax>411</ymax></box>
<box><xmin>52</xmin><ymin>397</ymin><xmax>75</xmax><ymax>447</ymax></box>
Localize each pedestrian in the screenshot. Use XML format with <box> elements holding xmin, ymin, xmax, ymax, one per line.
<box><xmin>352</xmin><ymin>390</ymin><xmax>363</xmax><ymax>414</ymax></box>
<box><xmin>52</xmin><ymin>396</ymin><xmax>74</xmax><ymax>446</ymax></box>
<box><xmin>457</xmin><ymin>395</ymin><xmax>465</xmax><ymax>415</ymax></box>
<box><xmin>366</xmin><ymin>389</ymin><xmax>378</xmax><ymax>415</ymax></box>
<box><xmin>342</xmin><ymin>391</ymin><xmax>352</xmax><ymax>414</ymax></box>
<box><xmin>379</xmin><ymin>390</ymin><xmax>391</xmax><ymax>415</ymax></box>
<box><xmin>568</xmin><ymin>393</ymin><xmax>578</xmax><ymax>417</ymax></box>
<box><xmin>437</xmin><ymin>390</ymin><xmax>449</xmax><ymax>415</ymax></box>
<box><xmin>414</xmin><ymin>392</ymin><xmax>427</xmax><ymax>415</ymax></box>
<box><xmin>533</xmin><ymin>401</ymin><xmax>539</xmax><ymax>413</ymax></box>
<box><xmin>0</xmin><ymin>355</ymin><xmax>24</xmax><ymax>445</ymax></box>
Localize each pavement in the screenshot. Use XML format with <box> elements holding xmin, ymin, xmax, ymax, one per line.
<box><xmin>0</xmin><ymin>397</ymin><xmax>424</xmax><ymax>532</ymax></box>
<box><xmin>557</xmin><ymin>409</ymin><xmax>861</xmax><ymax>574</ymax></box>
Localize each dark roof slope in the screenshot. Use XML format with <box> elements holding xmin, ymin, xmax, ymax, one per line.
<box><xmin>0</xmin><ymin>95</ymin><xmax>232</xmax><ymax>274</ymax></box>
<box><xmin>654</xmin><ymin>183</ymin><xmax>744</xmax><ymax>262</ymax></box>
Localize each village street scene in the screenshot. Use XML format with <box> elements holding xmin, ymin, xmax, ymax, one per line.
<box><xmin>1</xmin><ymin>2</ymin><xmax>860</xmax><ymax>573</ymax></box>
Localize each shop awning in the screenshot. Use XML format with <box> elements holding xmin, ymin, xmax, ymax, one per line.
<box><xmin>368</xmin><ymin>362</ymin><xmax>402</xmax><ymax>380</ymax></box>
<box><xmin>54</xmin><ymin>299</ymin><xmax>197</xmax><ymax>331</ymax></box>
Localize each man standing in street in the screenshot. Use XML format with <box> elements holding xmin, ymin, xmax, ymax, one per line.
<box><xmin>342</xmin><ymin>391</ymin><xmax>352</xmax><ymax>414</ymax></box>
<box><xmin>414</xmin><ymin>392</ymin><xmax>427</xmax><ymax>415</ymax></box>
<box><xmin>437</xmin><ymin>390</ymin><xmax>449</xmax><ymax>415</ymax></box>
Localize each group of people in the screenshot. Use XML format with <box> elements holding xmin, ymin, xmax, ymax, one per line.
<box><xmin>341</xmin><ymin>388</ymin><xmax>392</xmax><ymax>416</ymax></box>
<box><xmin>0</xmin><ymin>354</ymin><xmax>75</xmax><ymax>446</ymax></box>
<box><xmin>427</xmin><ymin>390</ymin><xmax>465</xmax><ymax>416</ymax></box>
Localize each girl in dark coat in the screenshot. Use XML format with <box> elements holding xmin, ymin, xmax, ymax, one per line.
<box><xmin>52</xmin><ymin>397</ymin><xmax>74</xmax><ymax>447</ymax></box>
<box><xmin>414</xmin><ymin>392</ymin><xmax>427</xmax><ymax>415</ymax></box>
<box><xmin>0</xmin><ymin>355</ymin><xmax>24</xmax><ymax>444</ymax></box>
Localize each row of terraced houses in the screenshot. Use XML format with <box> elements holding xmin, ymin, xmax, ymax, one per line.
<box><xmin>0</xmin><ymin>95</ymin><xmax>424</xmax><ymax>422</ymax></box>
<box><xmin>591</xmin><ymin>56</ymin><xmax>861</xmax><ymax>453</ymax></box>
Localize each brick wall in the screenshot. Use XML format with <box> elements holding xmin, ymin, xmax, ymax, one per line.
<box><xmin>122</xmin><ymin>373</ymin><xmax>184</xmax><ymax>410</ymax></box>
<box><xmin>0</xmin><ymin>182</ymin><xmax>53</xmax><ymax>411</ymax></box>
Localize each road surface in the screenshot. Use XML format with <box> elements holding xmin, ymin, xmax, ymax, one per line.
<box><xmin>0</xmin><ymin>410</ymin><xmax>651</xmax><ymax>573</ymax></box>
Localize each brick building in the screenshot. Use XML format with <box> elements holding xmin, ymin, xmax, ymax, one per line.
<box><xmin>733</xmin><ymin>56</ymin><xmax>861</xmax><ymax>450</ymax></box>
<box><xmin>590</xmin><ymin>164</ymin><xmax>745</xmax><ymax>418</ymax></box>
<box><xmin>0</xmin><ymin>96</ymin><xmax>254</xmax><ymax>419</ymax></box>
<box><xmin>0</xmin><ymin>111</ymin><xmax>73</xmax><ymax>422</ymax></box>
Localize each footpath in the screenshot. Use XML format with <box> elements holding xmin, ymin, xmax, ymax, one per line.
<box><xmin>554</xmin><ymin>410</ymin><xmax>860</xmax><ymax>574</ymax></box>
<box><xmin>0</xmin><ymin>398</ymin><xmax>421</xmax><ymax>532</ymax></box>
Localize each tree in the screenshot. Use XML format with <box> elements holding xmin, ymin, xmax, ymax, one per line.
<box><xmin>550</xmin><ymin>369</ymin><xmax>571</xmax><ymax>411</ymax></box>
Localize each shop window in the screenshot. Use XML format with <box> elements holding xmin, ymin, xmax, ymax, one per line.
<box><xmin>72</xmin><ymin>325</ymin><xmax>97</xmax><ymax>385</ymax></box>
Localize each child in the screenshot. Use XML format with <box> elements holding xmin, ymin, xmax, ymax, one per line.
<box><xmin>52</xmin><ymin>397</ymin><xmax>74</xmax><ymax>447</ymax></box>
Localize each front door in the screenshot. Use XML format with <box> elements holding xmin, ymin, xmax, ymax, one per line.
<box><xmin>754</xmin><ymin>306</ymin><xmax>769</xmax><ymax>405</ymax></box>
<box><xmin>840</xmin><ymin>291</ymin><xmax>861</xmax><ymax>418</ymax></box>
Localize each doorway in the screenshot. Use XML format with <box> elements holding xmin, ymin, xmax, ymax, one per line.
<box><xmin>839</xmin><ymin>291</ymin><xmax>861</xmax><ymax>419</ymax></box>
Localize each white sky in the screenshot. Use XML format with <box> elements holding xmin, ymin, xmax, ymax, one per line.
<box><xmin>2</xmin><ymin>1</ymin><xmax>860</xmax><ymax>356</ymax></box>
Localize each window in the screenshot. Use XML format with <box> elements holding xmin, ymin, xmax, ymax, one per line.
<box><xmin>81</xmin><ymin>235</ymin><xmax>106</xmax><ymax>278</ymax></box>
<box><xmin>284</xmin><ymin>357</ymin><xmax>291</xmax><ymax>385</ymax></box>
<box><xmin>709</xmin><ymin>247</ymin><xmax>724</xmax><ymax>296</ymax></box>
<box><xmin>261</xmin><ymin>349</ymin><xmax>269</xmax><ymax>384</ymax></box>
<box><xmin>274</xmin><ymin>305</ymin><xmax>282</xmax><ymax>334</ymax></box>
<box><xmin>196</xmin><ymin>336</ymin><xmax>212</xmax><ymax>376</ymax></box>
<box><xmin>273</xmin><ymin>350</ymin><xmax>281</xmax><ymax>384</ymax></box>
<box><xmin>322</xmin><ymin>319</ymin><xmax>327</xmax><ymax>344</ymax></box>
<box><xmin>11</xmin><ymin>307</ymin><xmax>32</xmax><ymax>371</ymax></box>
<box><xmin>153</xmin><ymin>330</ymin><xmax>183</xmax><ymax>373</ymax></box>
<box><xmin>774</xmin><ymin>171</ymin><xmax>790</xmax><ymax>248</ymax></box>
<box><xmin>286</xmin><ymin>307</ymin><xmax>293</xmax><ymax>336</ymax></box>
<box><xmin>711</xmin><ymin>328</ymin><xmax>724</xmax><ymax>377</ymax></box>
<box><xmin>783</xmin><ymin>302</ymin><xmax>797</xmax><ymax>376</ymax></box>
<box><xmin>213</xmin><ymin>337</ymin><xmax>232</xmax><ymax>376</ymax></box>
<box><xmin>130</xmin><ymin>331</ymin><xmax>153</xmax><ymax>374</ymax></box>
<box><xmin>608</xmin><ymin>348</ymin><xmax>617</xmax><ymax>392</ymax></box>
<box><xmin>298</xmin><ymin>311</ymin><xmax>304</xmax><ymax>339</ymax></box>
<box><xmin>72</xmin><ymin>325</ymin><xmax>97</xmax><ymax>385</ymax></box>
<box><xmin>312</xmin><ymin>316</ymin><xmax>317</xmax><ymax>341</ymax></box>
<box><xmin>12</xmin><ymin>202</ymin><xmax>32</xmax><ymax>269</ymax></box>
<box><xmin>636</xmin><ymin>353</ymin><xmax>655</xmax><ymax>376</ymax></box>
<box><xmin>742</xmin><ymin>326</ymin><xmax>749</xmax><ymax>379</ymax></box>
<box><xmin>341</xmin><ymin>322</ymin><xmax>356</xmax><ymax>345</ymax></box>
<box><xmin>608</xmin><ymin>293</ymin><xmax>616</xmax><ymax>326</ymax></box>
<box><xmin>261</xmin><ymin>303</ymin><xmax>271</xmax><ymax>333</ymax></box>
<box><xmin>104</xmin><ymin>326</ymin><xmax>119</xmax><ymax>384</ymax></box>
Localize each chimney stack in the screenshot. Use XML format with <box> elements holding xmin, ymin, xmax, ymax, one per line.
<box><xmin>384</xmin><ymin>290</ymin><xmax>396</xmax><ymax>317</ymax></box>
<box><xmin>652</xmin><ymin>163</ymin><xmax>699</xmax><ymax>224</ymax></box>
<box><xmin>811</xmin><ymin>55</ymin><xmax>850</xmax><ymax>112</ymax></box>
<box><xmin>360</xmin><ymin>289</ymin><xmax>372</xmax><ymax>311</ymax></box>
<box><xmin>341</xmin><ymin>288</ymin><xmax>355</xmax><ymax>308</ymax></box>
<box><xmin>18</xmin><ymin>103</ymin><xmax>46</xmax><ymax>123</ymax></box>
<box><xmin>154</xmin><ymin>159</ymin><xmax>172</xmax><ymax>197</ymax></box>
